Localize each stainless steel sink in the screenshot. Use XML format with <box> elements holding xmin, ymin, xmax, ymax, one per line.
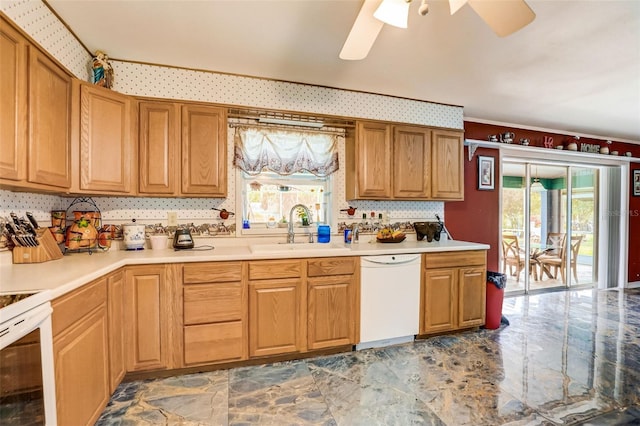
<box><xmin>250</xmin><ymin>242</ymin><xmax>351</xmax><ymax>254</ymax></box>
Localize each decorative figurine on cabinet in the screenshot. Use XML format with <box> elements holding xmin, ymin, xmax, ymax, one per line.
<box><xmin>90</xmin><ymin>50</ymin><xmax>114</xmax><ymax>89</ymax></box>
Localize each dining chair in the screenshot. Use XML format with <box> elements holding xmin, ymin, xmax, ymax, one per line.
<box><xmin>502</xmin><ymin>234</ymin><xmax>525</xmax><ymax>282</ymax></box>
<box><xmin>546</xmin><ymin>232</ymin><xmax>566</xmax><ymax>256</ymax></box>
<box><xmin>536</xmin><ymin>232</ymin><xmax>566</xmax><ymax>279</ymax></box>
<box><xmin>538</xmin><ymin>235</ymin><xmax>583</xmax><ymax>283</ymax></box>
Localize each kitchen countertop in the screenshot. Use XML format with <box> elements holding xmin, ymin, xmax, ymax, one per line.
<box><xmin>0</xmin><ymin>238</ymin><xmax>489</xmax><ymax>301</ymax></box>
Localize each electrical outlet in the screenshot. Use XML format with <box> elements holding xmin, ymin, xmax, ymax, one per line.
<box><xmin>167</xmin><ymin>212</ymin><xmax>178</xmax><ymax>227</ymax></box>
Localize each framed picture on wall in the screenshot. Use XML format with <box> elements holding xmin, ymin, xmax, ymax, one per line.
<box><xmin>634</xmin><ymin>170</ymin><xmax>640</xmax><ymax>196</ymax></box>
<box><xmin>478</xmin><ymin>156</ymin><xmax>495</xmax><ymax>190</ymax></box>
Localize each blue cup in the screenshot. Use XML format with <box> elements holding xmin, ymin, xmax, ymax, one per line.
<box><xmin>317</xmin><ymin>225</ymin><xmax>330</xmax><ymax>243</ymax></box>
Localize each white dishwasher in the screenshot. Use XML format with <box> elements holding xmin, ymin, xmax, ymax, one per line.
<box><xmin>357</xmin><ymin>254</ymin><xmax>421</xmax><ymax>350</ymax></box>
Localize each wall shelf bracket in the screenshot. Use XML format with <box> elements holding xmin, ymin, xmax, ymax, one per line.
<box><xmin>466</xmin><ymin>142</ymin><xmax>479</xmax><ymax>161</ymax></box>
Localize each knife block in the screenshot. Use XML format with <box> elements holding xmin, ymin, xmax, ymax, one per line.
<box><xmin>12</xmin><ymin>228</ymin><xmax>64</xmax><ymax>264</ymax></box>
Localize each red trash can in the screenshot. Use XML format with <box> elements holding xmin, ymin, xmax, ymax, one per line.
<box><xmin>485</xmin><ymin>272</ymin><xmax>507</xmax><ymax>330</ymax></box>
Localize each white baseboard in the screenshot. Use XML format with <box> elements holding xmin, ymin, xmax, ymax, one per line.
<box><xmin>626</xmin><ymin>281</ymin><xmax>640</xmax><ymax>289</ymax></box>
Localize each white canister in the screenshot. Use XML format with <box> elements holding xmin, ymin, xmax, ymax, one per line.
<box><xmin>122</xmin><ymin>222</ymin><xmax>146</xmax><ymax>250</ymax></box>
<box><xmin>149</xmin><ymin>235</ymin><xmax>167</xmax><ymax>250</ymax></box>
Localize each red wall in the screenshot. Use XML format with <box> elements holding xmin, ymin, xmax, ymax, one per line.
<box><xmin>445</xmin><ymin>146</ymin><xmax>501</xmax><ymax>272</ymax></box>
<box><xmin>445</xmin><ymin>121</ymin><xmax>640</xmax><ymax>283</ymax></box>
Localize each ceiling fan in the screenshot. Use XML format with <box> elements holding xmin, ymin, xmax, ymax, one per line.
<box><xmin>340</xmin><ymin>0</ymin><xmax>536</xmax><ymax>60</ymax></box>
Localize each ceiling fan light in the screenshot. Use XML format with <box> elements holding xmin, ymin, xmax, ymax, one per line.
<box><xmin>374</xmin><ymin>0</ymin><xmax>410</xmax><ymax>28</ymax></box>
<box><xmin>530</xmin><ymin>178</ymin><xmax>545</xmax><ymax>192</ymax></box>
<box><xmin>449</xmin><ymin>0</ymin><xmax>468</xmax><ymax>15</ymax></box>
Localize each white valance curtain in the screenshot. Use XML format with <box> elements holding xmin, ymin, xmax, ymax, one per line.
<box><xmin>233</xmin><ymin>126</ymin><xmax>340</xmax><ymax>176</ymax></box>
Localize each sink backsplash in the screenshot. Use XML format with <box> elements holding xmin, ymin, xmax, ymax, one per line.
<box><xmin>0</xmin><ymin>190</ymin><xmax>444</xmax><ymax>237</ymax></box>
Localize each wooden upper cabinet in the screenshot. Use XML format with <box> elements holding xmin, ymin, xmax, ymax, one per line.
<box><xmin>139</xmin><ymin>101</ymin><xmax>180</xmax><ymax>195</ymax></box>
<box><xmin>181</xmin><ymin>104</ymin><xmax>227</xmax><ymax>196</ymax></box>
<box><xmin>28</xmin><ymin>47</ymin><xmax>71</xmax><ymax>188</ymax></box>
<box><xmin>75</xmin><ymin>82</ymin><xmax>135</xmax><ymax>194</ymax></box>
<box><xmin>431</xmin><ymin>129</ymin><xmax>464</xmax><ymax>200</ymax></box>
<box><xmin>0</xmin><ymin>17</ymin><xmax>27</xmax><ymax>182</ymax></box>
<box><xmin>393</xmin><ymin>126</ymin><xmax>431</xmax><ymax>199</ymax></box>
<box><xmin>347</xmin><ymin>121</ymin><xmax>463</xmax><ymax>201</ymax></box>
<box><xmin>352</xmin><ymin>121</ymin><xmax>392</xmax><ymax>199</ymax></box>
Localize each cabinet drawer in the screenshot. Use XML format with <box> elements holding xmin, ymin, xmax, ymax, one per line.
<box><xmin>184</xmin><ymin>322</ymin><xmax>243</xmax><ymax>365</ymax></box>
<box><xmin>183</xmin><ymin>262</ymin><xmax>242</xmax><ymax>284</ymax></box>
<box><xmin>307</xmin><ymin>257</ymin><xmax>357</xmax><ymax>277</ymax></box>
<box><xmin>52</xmin><ymin>277</ymin><xmax>106</xmax><ymax>337</ymax></box>
<box><xmin>183</xmin><ymin>282</ymin><xmax>243</xmax><ymax>325</ymax></box>
<box><xmin>423</xmin><ymin>250</ymin><xmax>486</xmax><ymax>269</ymax></box>
<box><xmin>249</xmin><ymin>260</ymin><xmax>302</xmax><ymax>280</ymax></box>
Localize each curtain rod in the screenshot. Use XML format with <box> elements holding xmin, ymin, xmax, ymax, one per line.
<box><xmin>228</xmin><ymin>122</ymin><xmax>346</xmax><ymax>135</ymax></box>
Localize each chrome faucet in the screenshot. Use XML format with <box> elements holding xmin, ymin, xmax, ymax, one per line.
<box><xmin>351</xmin><ymin>223</ymin><xmax>360</xmax><ymax>244</ymax></box>
<box><xmin>287</xmin><ymin>204</ymin><xmax>312</xmax><ymax>244</ymax></box>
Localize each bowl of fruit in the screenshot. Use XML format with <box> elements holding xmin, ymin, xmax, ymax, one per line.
<box><xmin>376</xmin><ymin>227</ymin><xmax>406</xmax><ymax>243</ymax></box>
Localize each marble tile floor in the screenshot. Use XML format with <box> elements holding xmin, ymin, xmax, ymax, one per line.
<box><xmin>97</xmin><ymin>288</ymin><xmax>640</xmax><ymax>425</ymax></box>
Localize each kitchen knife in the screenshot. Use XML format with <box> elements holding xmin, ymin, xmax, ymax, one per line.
<box><xmin>26</xmin><ymin>212</ymin><xmax>39</xmax><ymax>230</ymax></box>
<box><xmin>5</xmin><ymin>221</ymin><xmax>24</xmax><ymax>246</ymax></box>
<box><xmin>19</xmin><ymin>218</ymin><xmax>38</xmax><ymax>246</ymax></box>
<box><xmin>10</xmin><ymin>212</ymin><xmax>21</xmax><ymax>228</ymax></box>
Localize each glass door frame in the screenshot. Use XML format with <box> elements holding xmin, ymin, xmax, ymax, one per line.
<box><xmin>501</xmin><ymin>155</ymin><xmax>604</xmax><ymax>294</ymax></box>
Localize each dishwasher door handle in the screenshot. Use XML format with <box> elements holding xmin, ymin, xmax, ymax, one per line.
<box><xmin>361</xmin><ymin>255</ymin><xmax>421</xmax><ymax>267</ymax></box>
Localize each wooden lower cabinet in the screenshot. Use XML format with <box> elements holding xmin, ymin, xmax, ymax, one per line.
<box><xmin>307</xmin><ymin>257</ymin><xmax>359</xmax><ymax>350</ymax></box>
<box><xmin>249</xmin><ymin>278</ymin><xmax>303</xmax><ymax>357</ymax></box>
<box><xmin>124</xmin><ymin>265</ymin><xmax>173</xmax><ymax>372</ymax></box>
<box><xmin>421</xmin><ymin>268</ymin><xmax>457</xmax><ymax>334</ymax></box>
<box><xmin>458</xmin><ymin>267</ymin><xmax>487</xmax><ymax>328</ymax></box>
<box><xmin>248</xmin><ymin>260</ymin><xmax>304</xmax><ymax>357</ymax></box>
<box><xmin>184</xmin><ymin>322</ymin><xmax>244</xmax><ymax>365</ymax></box>
<box><xmin>182</xmin><ymin>262</ymin><xmax>247</xmax><ymax>366</ymax></box>
<box><xmin>107</xmin><ymin>270</ymin><xmax>125</xmax><ymax>392</ymax></box>
<box><xmin>421</xmin><ymin>251</ymin><xmax>487</xmax><ymax>334</ymax></box>
<box><xmin>52</xmin><ymin>278</ymin><xmax>110</xmax><ymax>426</ymax></box>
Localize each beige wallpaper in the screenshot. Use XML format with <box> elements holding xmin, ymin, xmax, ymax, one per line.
<box><xmin>1</xmin><ymin>0</ymin><xmax>450</xmax><ymax>234</ymax></box>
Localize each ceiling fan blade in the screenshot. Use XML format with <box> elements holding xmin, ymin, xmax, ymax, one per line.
<box><xmin>468</xmin><ymin>0</ymin><xmax>535</xmax><ymax>37</ymax></box>
<box><xmin>449</xmin><ymin>0</ymin><xmax>468</xmax><ymax>15</ymax></box>
<box><xmin>340</xmin><ymin>0</ymin><xmax>384</xmax><ymax>60</ymax></box>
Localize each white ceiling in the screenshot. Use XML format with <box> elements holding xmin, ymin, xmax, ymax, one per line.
<box><xmin>47</xmin><ymin>0</ymin><xmax>640</xmax><ymax>143</ymax></box>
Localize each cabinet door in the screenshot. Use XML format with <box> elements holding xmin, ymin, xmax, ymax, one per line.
<box><xmin>181</xmin><ymin>104</ymin><xmax>227</xmax><ymax>196</ymax></box>
<box><xmin>0</xmin><ymin>18</ymin><xmax>27</xmax><ymax>182</ymax></box>
<box><xmin>107</xmin><ymin>270</ymin><xmax>125</xmax><ymax>392</ymax></box>
<box><xmin>54</xmin><ymin>305</ymin><xmax>110</xmax><ymax>426</ymax></box>
<box><xmin>355</xmin><ymin>121</ymin><xmax>391</xmax><ymax>199</ymax></box>
<box><xmin>248</xmin><ymin>279</ymin><xmax>302</xmax><ymax>357</ymax></box>
<box><xmin>431</xmin><ymin>129</ymin><xmax>464</xmax><ymax>200</ymax></box>
<box><xmin>421</xmin><ymin>268</ymin><xmax>457</xmax><ymax>334</ymax></box>
<box><xmin>139</xmin><ymin>101</ymin><xmax>180</xmax><ymax>195</ymax></box>
<box><xmin>458</xmin><ymin>267</ymin><xmax>486</xmax><ymax>328</ymax></box>
<box><xmin>124</xmin><ymin>265</ymin><xmax>171</xmax><ymax>372</ymax></box>
<box><xmin>28</xmin><ymin>48</ymin><xmax>71</xmax><ymax>188</ymax></box>
<box><xmin>307</xmin><ymin>275</ymin><xmax>356</xmax><ymax>350</ymax></box>
<box><xmin>78</xmin><ymin>83</ymin><xmax>134</xmax><ymax>193</ymax></box>
<box><xmin>393</xmin><ymin>126</ymin><xmax>431</xmax><ymax>199</ymax></box>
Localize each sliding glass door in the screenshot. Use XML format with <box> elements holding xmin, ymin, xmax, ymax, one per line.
<box><xmin>502</xmin><ymin>161</ymin><xmax>598</xmax><ymax>294</ymax></box>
